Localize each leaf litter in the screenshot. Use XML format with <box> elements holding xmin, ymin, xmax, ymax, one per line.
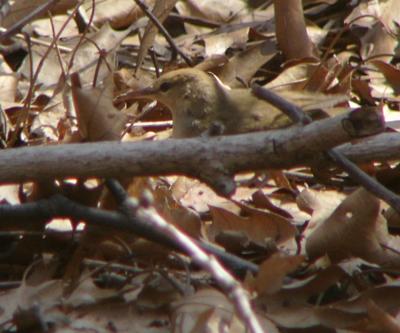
<box><xmin>0</xmin><ymin>1</ymin><xmax>400</xmax><ymax>332</ymax></box>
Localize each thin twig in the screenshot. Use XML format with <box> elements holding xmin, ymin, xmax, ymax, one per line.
<box><xmin>252</xmin><ymin>84</ymin><xmax>400</xmax><ymax>213</ymax></box>
<box><xmin>138</xmin><ymin>205</ymin><xmax>265</xmax><ymax>333</ymax></box>
<box><xmin>132</xmin><ymin>0</ymin><xmax>193</xmax><ymax>66</ymax></box>
<box><xmin>252</xmin><ymin>84</ymin><xmax>310</xmax><ymax>124</ymax></box>
<box><xmin>105</xmin><ymin>179</ymin><xmax>265</xmax><ymax>333</ymax></box>
<box><xmin>0</xmin><ymin>0</ymin><xmax>60</xmax><ymax>42</ymax></box>
<box><xmin>48</xmin><ymin>12</ymin><xmax>66</xmax><ymax>78</ymax></box>
<box><xmin>0</xmin><ymin>29</ymin><xmax>72</xmax><ymax>52</ymax></box>
<box><xmin>168</xmin><ymin>13</ymin><xmax>220</xmax><ymax>28</ymax></box>
<box><xmin>66</xmin><ymin>0</ymin><xmax>96</xmax><ymax>73</ymax></box>
<box><xmin>149</xmin><ymin>47</ymin><xmax>161</xmax><ymax>77</ymax></box>
<box><xmin>0</xmin><ymin>194</ymin><xmax>259</xmax><ymax>273</ymax></box>
<box><xmin>9</xmin><ymin>0</ymin><xmax>85</xmax><ymax>146</ymax></box>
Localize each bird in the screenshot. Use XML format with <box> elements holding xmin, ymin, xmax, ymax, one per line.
<box><xmin>120</xmin><ymin>68</ymin><xmax>325</xmax><ymax>138</ymax></box>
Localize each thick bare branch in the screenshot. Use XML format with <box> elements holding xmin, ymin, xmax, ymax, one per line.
<box><xmin>0</xmin><ymin>108</ymin><xmax>383</xmax><ymax>195</ymax></box>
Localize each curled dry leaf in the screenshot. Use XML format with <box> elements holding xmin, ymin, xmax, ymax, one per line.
<box><xmin>252</xmin><ymin>189</ymin><xmax>293</xmax><ymax>219</ymax></box>
<box><xmin>209</xmin><ymin>201</ymin><xmax>296</xmax><ymax>247</ymax></box>
<box><xmin>256</xmin><ymin>265</ymin><xmax>348</xmax><ymax>328</ymax></box>
<box><xmin>297</xmin><ymin>188</ymin><xmax>346</xmax><ymax>231</ymax></box>
<box><xmin>153</xmin><ymin>185</ymin><xmax>202</xmax><ymax>239</ymax></box>
<box><xmin>306</xmin><ymin>187</ymin><xmax>400</xmax><ymax>267</ymax></box>
<box><xmin>122</xmin><ymin>176</ymin><xmax>203</xmax><ymax>239</ymax></box>
<box><xmin>369</xmin><ymin>60</ymin><xmax>400</xmax><ymax>96</ymax></box>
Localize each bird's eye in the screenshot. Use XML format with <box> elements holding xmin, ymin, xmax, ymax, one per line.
<box><xmin>159</xmin><ymin>82</ymin><xmax>172</xmax><ymax>92</ymax></box>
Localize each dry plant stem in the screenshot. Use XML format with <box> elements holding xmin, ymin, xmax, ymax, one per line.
<box><xmin>0</xmin><ymin>110</ymin><xmax>382</xmax><ymax>195</ymax></box>
<box><xmin>168</xmin><ymin>13</ymin><xmax>220</xmax><ymax>28</ymax></box>
<box><xmin>328</xmin><ymin>150</ymin><xmax>400</xmax><ymax>212</ymax></box>
<box><xmin>49</xmin><ymin>13</ymin><xmax>66</xmax><ymax>77</ymax></box>
<box><xmin>0</xmin><ymin>194</ymin><xmax>258</xmax><ymax>273</ymax></box>
<box><xmin>0</xmin><ymin>0</ymin><xmax>60</xmax><ymax>42</ymax></box>
<box><xmin>137</xmin><ymin>205</ymin><xmax>265</xmax><ymax>333</ymax></box>
<box><xmin>66</xmin><ymin>0</ymin><xmax>95</xmax><ymax>73</ymax></box>
<box><xmin>132</xmin><ymin>0</ymin><xmax>193</xmax><ymax>66</ymax></box>
<box><xmin>253</xmin><ymin>84</ymin><xmax>400</xmax><ymax>213</ymax></box>
<box><xmin>149</xmin><ymin>47</ymin><xmax>161</xmax><ymax>77</ymax></box>
<box><xmin>9</xmin><ymin>0</ymin><xmax>84</xmax><ymax>146</ymax></box>
<box><xmin>105</xmin><ymin>179</ymin><xmax>262</xmax><ymax>328</ymax></box>
<box><xmin>336</xmin><ymin>133</ymin><xmax>400</xmax><ymax>163</ymax></box>
<box><xmin>3</xmin><ymin>32</ymin><xmax>72</xmax><ymax>52</ymax></box>
<box><xmin>21</xmin><ymin>33</ymin><xmax>34</xmax><ymax>139</ymax></box>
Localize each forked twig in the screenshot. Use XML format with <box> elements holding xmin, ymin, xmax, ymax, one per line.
<box><xmin>252</xmin><ymin>84</ymin><xmax>400</xmax><ymax>213</ymax></box>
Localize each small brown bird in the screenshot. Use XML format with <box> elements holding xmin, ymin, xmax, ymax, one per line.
<box><xmin>122</xmin><ymin>68</ymin><xmax>324</xmax><ymax>138</ymax></box>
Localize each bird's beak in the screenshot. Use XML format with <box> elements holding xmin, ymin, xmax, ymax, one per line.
<box><xmin>115</xmin><ymin>86</ymin><xmax>158</xmax><ymax>103</ymax></box>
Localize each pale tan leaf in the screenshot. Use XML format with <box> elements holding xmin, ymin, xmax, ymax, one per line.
<box><xmin>136</xmin><ymin>0</ymin><xmax>178</xmax><ymax>72</ymax></box>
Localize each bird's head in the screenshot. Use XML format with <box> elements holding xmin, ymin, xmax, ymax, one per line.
<box><xmin>118</xmin><ymin>68</ymin><xmax>230</xmax><ymax>137</ymax></box>
<box><xmin>120</xmin><ymin>68</ymin><xmax>223</xmax><ymax>110</ymax></box>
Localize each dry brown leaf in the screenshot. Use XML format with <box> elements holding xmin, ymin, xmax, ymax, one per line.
<box><xmin>69</xmin><ymin>22</ymin><xmax>132</xmax><ymax>86</ymax></box>
<box><xmin>297</xmin><ymin>188</ymin><xmax>346</xmax><ymax>230</ymax></box>
<box><xmin>215</xmin><ymin>40</ymin><xmax>277</xmax><ymax>87</ymax></box>
<box><xmin>366</xmin><ymin>300</ymin><xmax>400</xmax><ymax>333</ymax></box>
<box><xmin>252</xmin><ymin>189</ymin><xmax>293</xmax><ymax>219</ymax></box>
<box><xmin>71</xmin><ymin>76</ymin><xmax>127</xmax><ymax>141</ymax></box>
<box><xmin>314</xmin><ymin>282</ymin><xmax>400</xmax><ymax>330</ymax></box>
<box><xmin>153</xmin><ymin>185</ymin><xmax>202</xmax><ymax>239</ymax></box>
<box><xmin>18</xmin><ymin>23</ymin><xmax>131</xmax><ymax>89</ymax></box>
<box><xmin>176</xmin><ymin>0</ymin><xmax>249</xmax><ymax>35</ymax></box>
<box><xmin>18</xmin><ymin>45</ymin><xmax>65</xmax><ymax>87</ymax></box>
<box><xmin>1</xmin><ymin>0</ymin><xmax>78</xmax><ymax>28</ymax></box>
<box><xmin>121</xmin><ymin>176</ymin><xmax>203</xmax><ymax>239</ymax></box>
<box><xmin>83</xmin><ymin>0</ymin><xmax>149</xmax><ymax>29</ymax></box>
<box><xmin>0</xmin><ymin>73</ymin><xmax>17</xmax><ymax>103</ymax></box>
<box><xmin>30</xmin><ymin>93</ymin><xmax>66</xmax><ymax>141</ymax></box>
<box><xmin>345</xmin><ymin>0</ymin><xmax>400</xmax><ymax>63</ymax></box>
<box><xmin>345</xmin><ymin>0</ymin><xmax>400</xmax><ymax>32</ymax></box>
<box><xmin>256</xmin><ymin>265</ymin><xmax>348</xmax><ymax>328</ymax></box>
<box><xmin>209</xmin><ymin>201</ymin><xmax>296</xmax><ymax>246</ymax></box>
<box><xmin>171</xmin><ymin>288</ymin><xmax>279</xmax><ymax>333</ymax></box>
<box><xmin>306</xmin><ymin>187</ymin><xmax>400</xmax><ymax>267</ymax></box>
<box><xmin>171</xmin><ymin>288</ymin><xmax>234</xmax><ymax>333</ymax></box>
<box><xmin>203</xmin><ymin>26</ymin><xmax>249</xmax><ymax>57</ymax></box>
<box><xmin>361</xmin><ymin>22</ymin><xmax>398</xmax><ymax>62</ymax></box>
<box><xmin>31</xmin><ymin>15</ymin><xmax>78</xmax><ymax>38</ymax></box>
<box><xmin>369</xmin><ymin>60</ymin><xmax>400</xmax><ymax>96</ymax></box>
<box><xmin>171</xmin><ymin>176</ymin><xmax>228</xmax><ymax>214</ymax></box>
<box><xmin>251</xmin><ymin>253</ymin><xmax>305</xmax><ymax>295</ymax></box>
<box><xmin>70</xmin><ymin>296</ymin><xmax>169</xmax><ymax>332</ymax></box>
